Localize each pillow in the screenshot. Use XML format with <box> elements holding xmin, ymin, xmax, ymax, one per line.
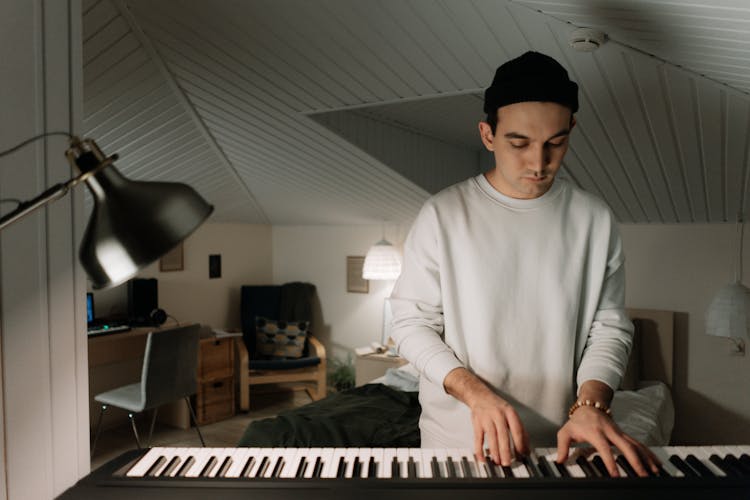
<box><xmin>255</xmin><ymin>317</ymin><xmax>309</xmax><ymax>359</ymax></box>
<box><xmin>619</xmin><ymin>318</ymin><xmax>642</xmax><ymax>391</ymax></box>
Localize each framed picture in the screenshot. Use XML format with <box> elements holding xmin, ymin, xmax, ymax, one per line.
<box><xmin>346</xmin><ymin>256</ymin><xmax>368</xmax><ymax>293</ymax></box>
<box><xmin>159</xmin><ymin>242</ymin><xmax>184</xmax><ymax>272</ymax></box>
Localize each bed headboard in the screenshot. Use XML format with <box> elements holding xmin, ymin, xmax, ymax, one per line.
<box><xmin>625</xmin><ymin>308</ymin><xmax>675</xmax><ymax>388</ymax></box>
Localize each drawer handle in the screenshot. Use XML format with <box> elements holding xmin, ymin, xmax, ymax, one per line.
<box><xmin>213</xmin><ymin>381</ymin><xmax>224</xmax><ymax>388</ymax></box>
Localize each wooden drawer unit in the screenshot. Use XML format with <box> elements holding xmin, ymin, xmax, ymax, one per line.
<box><xmin>195</xmin><ymin>336</ymin><xmax>235</xmax><ymax>425</ymax></box>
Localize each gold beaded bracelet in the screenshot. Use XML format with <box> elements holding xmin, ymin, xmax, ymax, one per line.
<box><xmin>568</xmin><ymin>399</ymin><xmax>612</xmax><ymax>418</ymax></box>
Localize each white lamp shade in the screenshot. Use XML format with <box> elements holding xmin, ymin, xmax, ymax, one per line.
<box><xmin>706</xmin><ymin>282</ymin><xmax>750</xmax><ymax>339</ymax></box>
<box><xmin>362</xmin><ymin>239</ymin><xmax>402</xmax><ymax>280</ymax></box>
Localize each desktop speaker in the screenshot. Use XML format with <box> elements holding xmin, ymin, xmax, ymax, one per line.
<box><xmin>127</xmin><ymin>278</ymin><xmax>158</xmax><ymax>326</ymax></box>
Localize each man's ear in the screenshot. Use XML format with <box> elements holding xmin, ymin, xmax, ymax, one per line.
<box><xmin>478</xmin><ymin>121</ymin><xmax>495</xmax><ymax>151</ymax></box>
<box><xmin>569</xmin><ymin>114</ymin><xmax>577</xmax><ymax>131</ymax></box>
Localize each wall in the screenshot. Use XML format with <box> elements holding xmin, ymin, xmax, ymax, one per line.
<box><xmin>621</xmin><ymin>223</ymin><xmax>750</xmax><ymax>445</ymax></box>
<box><xmin>274</xmin><ymin>222</ymin><xmax>750</xmax><ymax>445</ymax></box>
<box><xmin>272</xmin><ymin>225</ymin><xmax>408</xmax><ymax>364</ymax></box>
<box><xmin>92</xmin><ymin>222</ymin><xmax>273</xmax><ymax>330</ymax></box>
<box><xmin>0</xmin><ymin>1</ymin><xmax>87</xmax><ymax>498</ymax></box>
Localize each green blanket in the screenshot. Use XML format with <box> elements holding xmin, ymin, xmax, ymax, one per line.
<box><xmin>237</xmin><ymin>384</ymin><xmax>420</xmax><ymax>447</ymax></box>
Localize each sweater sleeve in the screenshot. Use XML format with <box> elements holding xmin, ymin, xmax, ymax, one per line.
<box><xmin>576</xmin><ymin>219</ymin><xmax>634</xmax><ymax>394</ymax></box>
<box><xmin>389</xmin><ymin>202</ymin><xmax>463</xmax><ymax>390</ymax></box>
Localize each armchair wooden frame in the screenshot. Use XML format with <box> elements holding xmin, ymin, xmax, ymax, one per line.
<box><xmin>236</xmin><ymin>335</ymin><xmax>327</xmax><ymax>412</ymax></box>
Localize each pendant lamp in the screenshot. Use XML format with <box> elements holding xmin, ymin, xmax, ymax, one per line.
<box><xmin>362</xmin><ymin>238</ymin><xmax>402</xmax><ymax>281</ymax></box>
<box><xmin>705</xmin><ymin>214</ymin><xmax>750</xmax><ymax>354</ymax></box>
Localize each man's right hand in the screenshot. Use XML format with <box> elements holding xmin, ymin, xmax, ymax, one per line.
<box><xmin>443</xmin><ymin>367</ymin><xmax>530</xmax><ymax>465</ymax></box>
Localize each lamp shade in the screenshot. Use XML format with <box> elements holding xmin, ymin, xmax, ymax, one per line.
<box><xmin>705</xmin><ymin>282</ymin><xmax>750</xmax><ymax>339</ymax></box>
<box><xmin>362</xmin><ymin>239</ymin><xmax>402</xmax><ymax>280</ymax></box>
<box><xmin>71</xmin><ymin>140</ymin><xmax>213</xmax><ymax>289</ymax></box>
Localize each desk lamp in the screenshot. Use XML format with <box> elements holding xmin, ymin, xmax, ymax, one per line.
<box><xmin>0</xmin><ymin>133</ymin><xmax>214</xmax><ymax>289</ymax></box>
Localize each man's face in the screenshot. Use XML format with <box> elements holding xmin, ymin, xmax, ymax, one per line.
<box><xmin>478</xmin><ymin>101</ymin><xmax>575</xmax><ymax>199</ymax></box>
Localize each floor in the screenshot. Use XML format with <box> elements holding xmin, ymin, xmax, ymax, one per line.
<box><xmin>90</xmin><ymin>387</ymin><xmax>313</xmax><ymax>471</ymax></box>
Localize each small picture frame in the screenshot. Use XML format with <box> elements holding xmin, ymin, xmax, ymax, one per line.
<box><xmin>346</xmin><ymin>256</ymin><xmax>369</xmax><ymax>294</ymax></box>
<box><xmin>159</xmin><ymin>242</ymin><xmax>184</xmax><ymax>272</ymax></box>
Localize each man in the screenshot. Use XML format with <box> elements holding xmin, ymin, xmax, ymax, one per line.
<box><xmin>389</xmin><ymin>51</ymin><xmax>659</xmax><ymax>477</ymax></box>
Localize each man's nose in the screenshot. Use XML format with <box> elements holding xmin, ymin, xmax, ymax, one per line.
<box><xmin>528</xmin><ymin>145</ymin><xmax>550</xmax><ymax>173</ymax></box>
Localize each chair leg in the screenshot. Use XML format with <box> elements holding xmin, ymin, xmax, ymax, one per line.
<box><xmin>184</xmin><ymin>397</ymin><xmax>205</xmax><ymax>447</ymax></box>
<box><xmin>147</xmin><ymin>408</ymin><xmax>159</xmax><ymax>447</ymax></box>
<box><xmin>128</xmin><ymin>413</ymin><xmax>142</xmax><ymax>449</ymax></box>
<box><xmin>90</xmin><ymin>404</ymin><xmax>107</xmax><ymax>457</ymax></box>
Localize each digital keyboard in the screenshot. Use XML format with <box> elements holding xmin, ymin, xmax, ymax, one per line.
<box><xmin>86</xmin><ymin>323</ymin><xmax>130</xmax><ymax>336</ymax></box>
<box><xmin>58</xmin><ymin>446</ymin><xmax>750</xmax><ymax>499</ymax></box>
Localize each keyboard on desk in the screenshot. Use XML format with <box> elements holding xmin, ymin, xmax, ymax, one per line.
<box><xmin>86</xmin><ymin>323</ymin><xmax>131</xmax><ymax>336</ymax></box>
<box><xmin>58</xmin><ymin>446</ymin><xmax>750</xmax><ymax>500</ymax></box>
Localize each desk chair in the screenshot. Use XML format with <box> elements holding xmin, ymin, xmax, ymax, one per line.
<box><xmin>91</xmin><ymin>324</ymin><xmax>205</xmax><ymax>456</ymax></box>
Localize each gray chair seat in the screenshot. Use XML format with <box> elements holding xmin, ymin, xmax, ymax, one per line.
<box><xmin>94</xmin><ymin>383</ymin><xmax>144</xmax><ymax>413</ymax></box>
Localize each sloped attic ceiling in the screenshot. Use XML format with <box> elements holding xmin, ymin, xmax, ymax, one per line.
<box><xmin>82</xmin><ymin>0</ymin><xmax>750</xmax><ymax>225</ymax></box>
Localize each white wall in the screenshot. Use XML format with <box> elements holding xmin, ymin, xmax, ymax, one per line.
<box><xmin>92</xmin><ymin>222</ymin><xmax>273</xmax><ymax>330</ymax></box>
<box><xmin>621</xmin><ymin>223</ymin><xmax>750</xmax><ymax>445</ymax></box>
<box><xmin>0</xmin><ymin>1</ymin><xmax>87</xmax><ymax>498</ymax></box>
<box><xmin>272</xmin><ymin>225</ymin><xmax>408</xmax><ymax>363</ymax></box>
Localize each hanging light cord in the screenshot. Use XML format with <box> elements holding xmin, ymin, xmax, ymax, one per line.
<box><xmin>0</xmin><ymin>131</ymin><xmax>73</xmax><ymax>159</ymax></box>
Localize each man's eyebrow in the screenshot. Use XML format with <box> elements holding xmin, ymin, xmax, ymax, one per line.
<box><xmin>503</xmin><ymin>129</ymin><xmax>570</xmax><ymax>141</ymax></box>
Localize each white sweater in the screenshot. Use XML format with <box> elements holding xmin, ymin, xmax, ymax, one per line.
<box><xmin>389</xmin><ymin>174</ymin><xmax>633</xmax><ymax>447</ymax></box>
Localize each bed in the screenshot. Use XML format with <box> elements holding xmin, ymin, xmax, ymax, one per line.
<box><xmin>237</xmin><ymin>308</ymin><xmax>675</xmax><ymax>448</ymax></box>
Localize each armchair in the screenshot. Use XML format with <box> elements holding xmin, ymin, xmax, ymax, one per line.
<box><xmin>237</xmin><ymin>282</ymin><xmax>327</xmax><ymax>411</ymax></box>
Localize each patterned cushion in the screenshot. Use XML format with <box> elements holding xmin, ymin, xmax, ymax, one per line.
<box><xmin>255</xmin><ymin>317</ymin><xmax>309</xmax><ymax>359</ymax></box>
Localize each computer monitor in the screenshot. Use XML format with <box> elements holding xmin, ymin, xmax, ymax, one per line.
<box><xmin>86</xmin><ymin>292</ymin><xmax>94</xmax><ymax>325</ymax></box>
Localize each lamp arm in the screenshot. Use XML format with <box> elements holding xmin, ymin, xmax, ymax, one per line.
<box><xmin>0</xmin><ymin>180</ymin><xmax>72</xmax><ymax>231</ymax></box>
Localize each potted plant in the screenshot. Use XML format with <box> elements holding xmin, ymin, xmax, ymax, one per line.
<box><xmin>328</xmin><ymin>353</ymin><xmax>355</xmax><ymax>393</ymax></box>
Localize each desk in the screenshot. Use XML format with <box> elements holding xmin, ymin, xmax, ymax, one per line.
<box><xmin>355</xmin><ymin>352</ymin><xmax>407</xmax><ymax>386</ymax></box>
<box><xmin>88</xmin><ymin>324</ymin><xmax>202</xmax><ymax>431</ymax></box>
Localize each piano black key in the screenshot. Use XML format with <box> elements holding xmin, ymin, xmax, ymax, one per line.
<box><xmin>520</xmin><ymin>455</ymin><xmax>541</xmax><ymax>477</ymax></box>
<box><xmin>407</xmin><ymin>457</ymin><xmax>417</xmax><ymax>478</ymax></box>
<box><xmin>312</xmin><ymin>457</ymin><xmax>323</xmax><ymax>478</ymax></box>
<box><xmin>431</xmin><ymin>457</ymin><xmax>442</xmax><ymax>478</ymax></box>
<box><xmin>461</xmin><ymin>457</ymin><xmax>473</xmax><ymax>478</ymax></box>
<box><xmin>483</xmin><ymin>457</ymin><xmax>496</xmax><ymax>478</ymax></box>
<box><xmin>161</xmin><ymin>456</ymin><xmax>181</xmax><ymax>477</ymax></box>
<box><xmin>200</xmin><ymin>456</ymin><xmax>218</xmax><ymax>477</ymax></box>
<box><xmin>590</xmin><ymin>456</ymin><xmax>610</xmax><ymax>477</ymax></box>
<box><xmin>554</xmin><ymin>460</ymin><xmax>571</xmax><ymax>478</ymax></box>
<box><xmin>710</xmin><ymin>454</ymin><xmax>738</xmax><ymax>477</ymax></box>
<box><xmin>255</xmin><ymin>457</ymin><xmax>270</xmax><ymax>478</ymax></box>
<box><xmin>615</xmin><ymin>455</ymin><xmax>637</xmax><ymax>477</ymax></box>
<box><xmin>352</xmin><ymin>457</ymin><xmax>362</xmax><ymax>478</ymax></box>
<box><xmin>685</xmin><ymin>454</ymin><xmax>715</xmax><ymax>477</ymax></box>
<box><xmin>145</xmin><ymin>456</ymin><xmax>166</xmax><ymax>477</ymax></box>
<box><xmin>669</xmin><ymin>454</ymin><xmax>698</xmax><ymax>477</ymax></box>
<box><xmin>732</xmin><ymin>454</ymin><xmax>750</xmax><ymax>475</ymax></box>
<box><xmin>391</xmin><ymin>457</ymin><xmax>400</xmax><ymax>478</ymax></box>
<box><xmin>295</xmin><ymin>457</ymin><xmax>307</xmax><ymax>478</ymax></box>
<box><xmin>240</xmin><ymin>457</ymin><xmax>256</xmax><ymax>478</ymax></box>
<box><xmin>445</xmin><ymin>457</ymin><xmax>457</xmax><ymax>478</ymax></box>
<box><xmin>536</xmin><ymin>455</ymin><xmax>553</xmax><ymax>477</ymax></box>
<box><xmin>723</xmin><ymin>455</ymin><xmax>748</xmax><ymax>477</ymax></box>
<box><xmin>216</xmin><ymin>456</ymin><xmax>232</xmax><ymax>477</ymax></box>
<box><xmin>176</xmin><ymin>456</ymin><xmax>195</xmax><ymax>477</ymax></box>
<box><xmin>367</xmin><ymin>457</ymin><xmax>377</xmax><ymax>478</ymax></box>
<box><xmin>575</xmin><ymin>455</ymin><xmax>597</xmax><ymax>478</ymax></box>
<box><xmin>336</xmin><ymin>457</ymin><xmax>346</xmax><ymax>479</ymax></box>
<box><xmin>501</xmin><ymin>464</ymin><xmax>514</xmax><ymax>478</ymax></box>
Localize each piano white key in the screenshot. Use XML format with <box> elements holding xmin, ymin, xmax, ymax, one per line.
<box><xmin>126</xmin><ymin>448</ymin><xmax>165</xmax><ymax>477</ymax></box>
<box><xmin>381</xmin><ymin>448</ymin><xmax>397</xmax><ymax>479</ymax></box>
<box><xmin>317</xmin><ymin>448</ymin><xmax>334</xmax><ymax>479</ymax></box>
<box><xmin>357</xmin><ymin>448</ymin><xmax>372</xmax><ymax>478</ymax></box>
<box><xmin>396</xmin><ymin>448</ymin><xmax>410</xmax><ymax>478</ymax></box>
<box><xmin>537</xmin><ymin>447</ymin><xmax>562</xmax><ymax>478</ymax></box>
<box><xmin>694</xmin><ymin>446</ymin><xmax>727</xmax><ymax>477</ymax></box>
<box><xmin>343</xmin><ymin>448</ymin><xmax>359</xmax><ymax>478</ymax></box>
<box><xmin>654</xmin><ymin>446</ymin><xmax>683</xmax><ymax>477</ymax></box>
<box><xmin>164</xmin><ymin>447</ymin><xmax>194</xmax><ymax>477</ymax></box>
<box><xmin>510</xmin><ymin>458</ymin><xmax>529</xmax><ymax>478</ymax></box>
<box><xmin>303</xmin><ymin>448</ymin><xmax>322</xmax><ymax>479</ymax></box>
<box><xmin>406</xmin><ymin>448</ymin><xmax>421</xmax><ymax>478</ymax></box>
<box><xmin>223</xmin><ymin>448</ymin><xmax>251</xmax><ymax>478</ymax></box>
<box><xmin>323</xmin><ymin>448</ymin><xmax>347</xmax><ymax>479</ymax></box>
<box><xmin>432</xmin><ymin>448</ymin><xmax>449</xmax><ymax>478</ymax></box>
<box><xmin>184</xmin><ymin>448</ymin><xmax>213</xmax><ymax>478</ymax></box>
<box><xmin>464</xmin><ymin>452</ymin><xmax>488</xmax><ymax>478</ymax></box>
<box><xmin>369</xmin><ymin>448</ymin><xmax>383</xmax><ymax>478</ymax></box>
<box><xmin>207</xmin><ymin>448</ymin><xmax>234</xmax><ymax>478</ymax></box>
<box><xmin>262</xmin><ymin>449</ymin><xmax>286</xmax><ymax>478</ymax></box>
<box><xmin>446</xmin><ymin>448</ymin><xmax>465</xmax><ymax>478</ymax></box>
<box><xmin>279</xmin><ymin>448</ymin><xmax>305</xmax><ymax>479</ymax></box>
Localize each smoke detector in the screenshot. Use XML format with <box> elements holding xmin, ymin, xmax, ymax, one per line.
<box><xmin>569</xmin><ymin>28</ymin><xmax>607</xmax><ymax>52</ymax></box>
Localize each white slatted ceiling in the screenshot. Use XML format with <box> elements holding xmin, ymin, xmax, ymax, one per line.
<box><xmin>81</xmin><ymin>0</ymin><xmax>750</xmax><ymax>225</ymax></box>
<box><xmin>82</xmin><ymin>0</ymin><xmax>266</xmax><ymax>224</ymax></box>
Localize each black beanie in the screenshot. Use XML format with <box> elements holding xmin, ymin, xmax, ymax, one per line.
<box><xmin>483</xmin><ymin>51</ymin><xmax>579</xmax><ymax>115</ymax></box>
